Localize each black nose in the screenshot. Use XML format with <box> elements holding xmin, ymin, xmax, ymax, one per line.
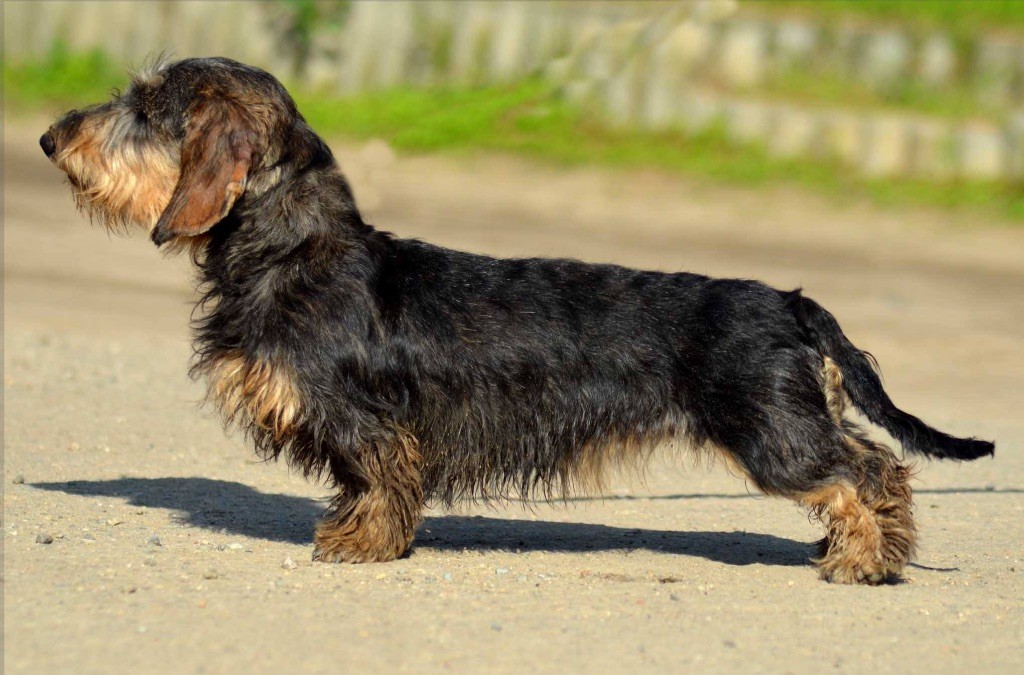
<box><xmin>40</xmin><ymin>132</ymin><xmax>56</xmax><ymax>158</ymax></box>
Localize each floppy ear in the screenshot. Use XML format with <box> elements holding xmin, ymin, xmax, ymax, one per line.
<box><xmin>151</xmin><ymin>98</ymin><xmax>253</xmax><ymax>246</ymax></box>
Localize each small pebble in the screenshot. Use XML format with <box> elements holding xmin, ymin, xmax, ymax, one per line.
<box><xmin>82</xmin><ymin>534</ymin><xmax>96</xmax><ymax>544</ymax></box>
<box><xmin>143</xmin><ymin>556</ymin><xmax>157</xmax><ymax>567</ymax></box>
<box><xmin>282</xmin><ymin>556</ymin><xmax>297</xmax><ymax>570</ymax></box>
<box><xmin>204</xmin><ymin>569</ymin><xmax>220</xmax><ymax>580</ymax></box>
<box><xmin>491</xmin><ymin>623</ymin><xmax>502</xmax><ymax>632</ymax></box>
<box><xmin>12</xmin><ymin>474</ymin><xmax>25</xmax><ymax>485</ymax></box>
<box><xmin>147</xmin><ymin>535</ymin><xmax>162</xmax><ymax>547</ymax></box>
<box><xmin>495</xmin><ymin>568</ymin><xmax>509</xmax><ymax>576</ymax></box>
<box><xmin>227</xmin><ymin>542</ymin><xmax>244</xmax><ymax>550</ymax></box>
<box><xmin>106</xmin><ymin>518</ymin><xmax>123</xmax><ymax>527</ymax></box>
<box><xmin>36</xmin><ymin>533</ymin><xmax>54</xmax><ymax>545</ymax></box>
<box><xmin>68</xmin><ymin>442</ymin><xmax>80</xmax><ymax>451</ymax></box>
<box><xmin>442</xmin><ymin>572</ymin><xmax>453</xmax><ymax>581</ymax></box>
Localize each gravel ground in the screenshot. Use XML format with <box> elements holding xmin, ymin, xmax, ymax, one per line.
<box><xmin>4</xmin><ymin>125</ymin><xmax>1023</xmax><ymax>674</ymax></box>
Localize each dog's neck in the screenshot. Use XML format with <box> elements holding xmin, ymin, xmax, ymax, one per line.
<box><xmin>205</xmin><ymin>134</ymin><xmax>380</xmax><ymax>259</ymax></box>
<box><xmin>194</xmin><ymin>133</ymin><xmax>390</xmax><ymax>292</ymax></box>
<box><xmin>190</xmin><ymin>153</ymin><xmax>389</xmax><ymax>364</ymax></box>
<box><xmin>242</xmin><ymin>167</ymin><xmax>369</xmax><ymax>239</ymax></box>
<box><xmin>245</xmin><ymin>124</ymin><xmax>371</xmax><ymax>235</ymax></box>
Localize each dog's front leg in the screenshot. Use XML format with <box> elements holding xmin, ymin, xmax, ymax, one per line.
<box><xmin>312</xmin><ymin>430</ymin><xmax>424</xmax><ymax>564</ymax></box>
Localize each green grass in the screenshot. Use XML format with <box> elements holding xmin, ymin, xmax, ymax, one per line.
<box><xmin>296</xmin><ymin>83</ymin><xmax>827</xmax><ymax>184</ymax></box>
<box><xmin>7</xmin><ymin>49</ymin><xmax>1022</xmax><ymax>222</ymax></box>
<box><xmin>756</xmin><ymin>68</ymin><xmax>1004</xmax><ymax>121</ymax></box>
<box><xmin>3</xmin><ymin>44</ymin><xmax>126</xmax><ymax>111</ymax></box>
<box><xmin>296</xmin><ymin>83</ymin><xmax>1023</xmax><ymax>221</ymax></box>
<box><xmin>749</xmin><ymin>1</ymin><xmax>1024</xmax><ymax>36</ymax></box>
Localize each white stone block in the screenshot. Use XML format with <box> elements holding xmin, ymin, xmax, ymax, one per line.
<box><xmin>861</xmin><ymin>30</ymin><xmax>909</xmax><ymax>86</ymax></box>
<box><xmin>692</xmin><ymin>0</ymin><xmax>738</xmax><ymax>23</ymax></box>
<box><xmin>338</xmin><ymin>1</ymin><xmax>383</xmax><ymax>90</ymax></box>
<box><xmin>582</xmin><ymin>38</ymin><xmax>615</xmax><ymax>85</ymax></box>
<box><xmin>680</xmin><ymin>90</ymin><xmax>724</xmax><ymax>134</ymax></box>
<box><xmin>449</xmin><ymin>1</ymin><xmax>495</xmax><ymax>85</ymax></box>
<box><xmin>957</xmin><ymin>123</ymin><xmax>1007</xmax><ymax>181</ymax></box>
<box><xmin>489</xmin><ymin>1</ymin><xmax>529</xmax><ymax>81</ymax></box>
<box><xmin>919</xmin><ymin>34</ymin><xmax>957</xmax><ymax>87</ymax></box>
<box><xmin>719</xmin><ymin>20</ymin><xmax>767</xmax><ymax>88</ymax></box>
<box><xmin>770</xmin><ymin>108</ymin><xmax>821</xmax><ymax>158</ymax></box>
<box><xmin>641</xmin><ymin>25</ymin><xmax>702</xmax><ymax>131</ymax></box>
<box><xmin>65</xmin><ymin>1</ymin><xmax>115</xmax><ymax>55</ymax></box>
<box><xmin>527</xmin><ymin>7</ymin><xmax>570</xmax><ymax>74</ymax></box>
<box><xmin>823</xmin><ymin>112</ymin><xmax>864</xmax><ymax>166</ymax></box>
<box><xmin>604</xmin><ymin>59</ymin><xmax>642</xmax><ymax>128</ymax></box>
<box><xmin>661</xmin><ymin>20</ymin><xmax>714</xmax><ymax>73</ymax></box>
<box><xmin>2</xmin><ymin>0</ymin><xmax>31</xmax><ymax>59</ymax></box>
<box><xmin>862</xmin><ymin>117</ymin><xmax>910</xmax><ymax>177</ymax></box>
<box><xmin>774</xmin><ymin>20</ymin><xmax>818</xmax><ymax>66</ymax></box>
<box><xmin>724</xmin><ymin>99</ymin><xmax>771</xmax><ymax>144</ymax></box>
<box><xmin>373</xmin><ymin>1</ymin><xmax>417</xmax><ymax>88</ymax></box>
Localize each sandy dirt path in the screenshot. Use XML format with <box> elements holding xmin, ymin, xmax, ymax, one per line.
<box><xmin>4</xmin><ymin>123</ymin><xmax>1023</xmax><ymax>674</ymax></box>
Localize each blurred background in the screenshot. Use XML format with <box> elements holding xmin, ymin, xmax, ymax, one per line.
<box><xmin>5</xmin><ymin>4</ymin><xmax>1024</xmax><ymax>673</ymax></box>
<box><xmin>4</xmin><ymin>0</ymin><xmax>1024</xmax><ymax>217</ymax></box>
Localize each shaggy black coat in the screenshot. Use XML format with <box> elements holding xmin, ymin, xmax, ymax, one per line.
<box><xmin>42</xmin><ymin>57</ymin><xmax>994</xmax><ymax>582</ymax></box>
<box><xmin>193</xmin><ymin>133</ymin><xmax>992</xmax><ymax>506</ymax></box>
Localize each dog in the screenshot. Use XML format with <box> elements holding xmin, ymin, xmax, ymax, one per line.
<box><xmin>41</xmin><ymin>57</ymin><xmax>994</xmax><ymax>584</ymax></box>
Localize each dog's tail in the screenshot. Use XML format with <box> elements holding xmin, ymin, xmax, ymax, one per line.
<box><xmin>784</xmin><ymin>290</ymin><xmax>994</xmax><ymax>460</ymax></box>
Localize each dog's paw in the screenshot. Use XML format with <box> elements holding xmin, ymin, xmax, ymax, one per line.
<box><xmin>311</xmin><ymin>544</ymin><xmax>361</xmax><ymax>564</ymax></box>
<box><xmin>312</xmin><ymin>543</ymin><xmax>406</xmax><ymax>564</ymax></box>
<box><xmin>818</xmin><ymin>559</ymin><xmax>900</xmax><ymax>585</ymax></box>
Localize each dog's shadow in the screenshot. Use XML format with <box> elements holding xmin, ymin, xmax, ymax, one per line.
<box><xmin>31</xmin><ymin>477</ymin><xmax>813</xmax><ymax>567</ymax></box>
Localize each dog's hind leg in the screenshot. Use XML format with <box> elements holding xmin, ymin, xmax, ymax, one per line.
<box><xmin>733</xmin><ymin>426</ymin><xmax>916</xmax><ymax>584</ymax></box>
<box><xmin>801</xmin><ymin>429</ymin><xmax>916</xmax><ymax>584</ymax></box>
<box><xmin>807</xmin><ymin>359</ymin><xmax>916</xmax><ymax>583</ymax></box>
<box><xmin>313</xmin><ymin>430</ymin><xmax>424</xmax><ymax>564</ymax></box>
<box><xmin>712</xmin><ymin>354</ymin><xmax>915</xmax><ymax>584</ymax></box>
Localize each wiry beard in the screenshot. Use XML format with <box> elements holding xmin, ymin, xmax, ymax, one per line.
<box><xmin>56</xmin><ymin>111</ymin><xmax>180</xmax><ymax>235</ymax></box>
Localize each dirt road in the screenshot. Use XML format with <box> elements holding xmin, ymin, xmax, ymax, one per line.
<box><xmin>4</xmin><ymin>123</ymin><xmax>1023</xmax><ymax>674</ymax></box>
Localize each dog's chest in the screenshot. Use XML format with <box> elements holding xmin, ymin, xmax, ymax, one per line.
<box><xmin>198</xmin><ymin>350</ymin><xmax>303</xmax><ymax>439</ymax></box>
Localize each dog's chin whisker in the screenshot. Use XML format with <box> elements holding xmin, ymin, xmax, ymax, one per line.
<box><xmin>41</xmin><ymin>55</ymin><xmax>992</xmax><ymax>585</ymax></box>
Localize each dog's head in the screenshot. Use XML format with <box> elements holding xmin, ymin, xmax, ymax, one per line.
<box><xmin>41</xmin><ymin>57</ymin><xmax>315</xmax><ymax>248</ymax></box>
